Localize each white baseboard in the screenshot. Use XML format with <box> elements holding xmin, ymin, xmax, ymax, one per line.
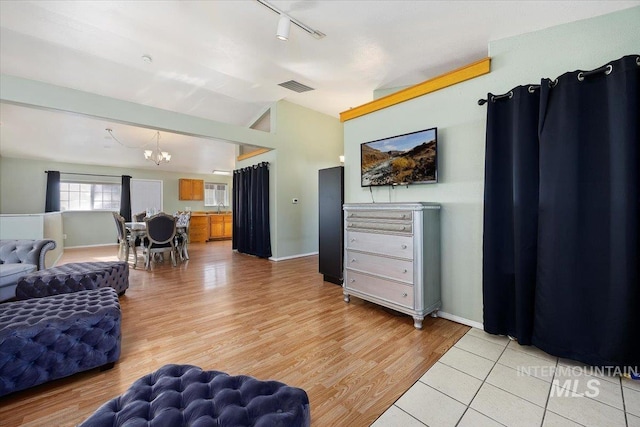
<box><xmin>63</xmin><ymin>243</ymin><xmax>118</xmax><ymax>250</ymax></box>
<box><xmin>269</xmin><ymin>251</ymin><xmax>318</xmax><ymax>262</ymax></box>
<box><xmin>436</xmin><ymin>311</ymin><xmax>483</xmax><ymax>330</ymax></box>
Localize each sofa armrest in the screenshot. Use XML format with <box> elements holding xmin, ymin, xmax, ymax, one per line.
<box><xmin>0</xmin><ymin>239</ymin><xmax>57</xmax><ymax>270</ymax></box>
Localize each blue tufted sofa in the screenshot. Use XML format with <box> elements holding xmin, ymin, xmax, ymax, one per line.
<box><xmin>0</xmin><ymin>287</ymin><xmax>121</xmax><ymax>397</ymax></box>
<box><xmin>0</xmin><ymin>239</ymin><xmax>56</xmax><ymax>270</ymax></box>
<box><xmin>15</xmin><ymin>261</ymin><xmax>129</xmax><ymax>299</ymax></box>
<box><xmin>79</xmin><ymin>364</ymin><xmax>311</xmax><ymax>427</ymax></box>
<box><xmin>0</xmin><ymin>239</ymin><xmax>57</xmax><ymax>301</ymax></box>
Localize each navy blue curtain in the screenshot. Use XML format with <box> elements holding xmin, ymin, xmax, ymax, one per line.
<box><xmin>533</xmin><ymin>55</ymin><xmax>640</xmax><ymax>367</ymax></box>
<box><xmin>232</xmin><ymin>162</ymin><xmax>272</xmax><ymax>258</ymax></box>
<box><xmin>45</xmin><ymin>171</ymin><xmax>60</xmax><ymax>212</ymax></box>
<box><xmin>119</xmin><ymin>175</ymin><xmax>132</xmax><ymax>222</ymax></box>
<box><xmin>483</xmin><ymin>55</ymin><xmax>640</xmax><ymax>368</ymax></box>
<box><xmin>482</xmin><ymin>85</ymin><xmax>540</xmax><ymax>345</ymax></box>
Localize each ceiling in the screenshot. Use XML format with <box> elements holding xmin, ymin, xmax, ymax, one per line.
<box><xmin>1</xmin><ymin>0</ymin><xmax>638</xmax><ymax>174</ymax></box>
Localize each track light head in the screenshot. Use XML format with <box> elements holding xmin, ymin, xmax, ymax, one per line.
<box><xmin>276</xmin><ymin>15</ymin><xmax>291</xmax><ymax>41</ymax></box>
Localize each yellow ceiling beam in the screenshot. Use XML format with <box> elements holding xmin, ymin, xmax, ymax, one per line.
<box><xmin>237</xmin><ymin>147</ymin><xmax>271</xmax><ymax>161</ymax></box>
<box><xmin>340</xmin><ymin>57</ymin><xmax>491</xmax><ymax>122</ymax></box>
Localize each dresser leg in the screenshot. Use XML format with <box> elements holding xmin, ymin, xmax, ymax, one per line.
<box><xmin>343</xmin><ymin>293</ymin><xmax>350</xmax><ymax>303</ymax></box>
<box><xmin>430</xmin><ymin>311</ymin><xmax>439</xmax><ymax>318</ymax></box>
<box><xmin>413</xmin><ymin>317</ymin><xmax>424</xmax><ymax>329</ymax></box>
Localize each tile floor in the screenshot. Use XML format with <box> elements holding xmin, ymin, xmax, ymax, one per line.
<box><xmin>372</xmin><ymin>327</ymin><xmax>640</xmax><ymax>427</ymax></box>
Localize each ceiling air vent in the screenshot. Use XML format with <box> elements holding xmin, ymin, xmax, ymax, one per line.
<box><xmin>278</xmin><ymin>80</ymin><xmax>314</xmax><ymax>93</ymax></box>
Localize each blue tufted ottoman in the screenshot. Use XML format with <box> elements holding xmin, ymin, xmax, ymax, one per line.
<box><xmin>79</xmin><ymin>364</ymin><xmax>311</xmax><ymax>427</ymax></box>
<box><xmin>0</xmin><ymin>287</ymin><xmax>121</xmax><ymax>397</ymax></box>
<box><xmin>15</xmin><ymin>261</ymin><xmax>129</xmax><ymax>300</ymax></box>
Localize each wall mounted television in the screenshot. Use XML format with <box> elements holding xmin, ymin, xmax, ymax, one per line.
<box><xmin>361</xmin><ymin>127</ymin><xmax>437</xmax><ymax>187</ymax></box>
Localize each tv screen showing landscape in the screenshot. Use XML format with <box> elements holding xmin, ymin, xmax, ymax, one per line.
<box><xmin>361</xmin><ymin>127</ymin><xmax>437</xmax><ymax>187</ymax></box>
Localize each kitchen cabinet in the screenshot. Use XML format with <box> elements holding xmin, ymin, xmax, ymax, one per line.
<box><xmin>179</xmin><ymin>179</ymin><xmax>204</xmax><ymax>201</ymax></box>
<box><xmin>209</xmin><ymin>214</ymin><xmax>232</xmax><ymax>240</ymax></box>
<box><xmin>189</xmin><ymin>214</ymin><xmax>209</xmax><ymax>243</ymax></box>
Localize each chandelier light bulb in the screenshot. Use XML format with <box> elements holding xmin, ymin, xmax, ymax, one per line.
<box><xmin>144</xmin><ymin>132</ymin><xmax>171</xmax><ymax>165</ymax></box>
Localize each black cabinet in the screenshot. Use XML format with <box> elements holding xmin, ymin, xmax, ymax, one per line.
<box><xmin>318</xmin><ymin>166</ymin><xmax>344</xmax><ymax>285</ymax></box>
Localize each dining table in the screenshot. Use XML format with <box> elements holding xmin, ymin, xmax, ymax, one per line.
<box><xmin>124</xmin><ymin>221</ymin><xmax>147</xmax><ymax>234</ymax></box>
<box><xmin>125</xmin><ymin>221</ymin><xmax>189</xmax><ymax>266</ymax></box>
<box><xmin>125</xmin><ymin>221</ymin><xmax>187</xmax><ymax>235</ymax></box>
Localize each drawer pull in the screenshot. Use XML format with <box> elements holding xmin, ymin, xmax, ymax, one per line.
<box><xmin>350</xmin><ymin>279</ymin><xmax>356</xmax><ymax>283</ymax></box>
<box><xmin>402</xmin><ymin>292</ymin><xmax>408</xmax><ymax>297</ymax></box>
<box><xmin>401</xmin><ymin>226</ymin><xmax>406</xmax><ymax>230</ymax></box>
<box><xmin>351</xmin><ymin>258</ymin><xmax>356</xmax><ymax>263</ymax></box>
<box><xmin>401</xmin><ymin>244</ymin><xmax>408</xmax><ymax>249</ymax></box>
<box><xmin>350</xmin><ymin>238</ymin><xmax>356</xmax><ymax>242</ymax></box>
<box><xmin>348</xmin><ymin>223</ymin><xmax>353</xmax><ymax>227</ymax></box>
<box><xmin>403</xmin><ymin>269</ymin><xmax>408</xmax><ymax>273</ymax></box>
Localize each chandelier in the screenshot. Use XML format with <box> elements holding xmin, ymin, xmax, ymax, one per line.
<box><xmin>106</xmin><ymin>128</ymin><xmax>172</xmax><ymax>166</ymax></box>
<box><xmin>144</xmin><ymin>132</ymin><xmax>171</xmax><ymax>165</ymax></box>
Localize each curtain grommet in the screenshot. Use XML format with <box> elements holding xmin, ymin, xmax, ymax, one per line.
<box><xmin>578</xmin><ymin>64</ymin><xmax>613</xmax><ymax>82</ymax></box>
<box><xmin>490</xmin><ymin>91</ymin><xmax>513</xmax><ymax>103</ymax></box>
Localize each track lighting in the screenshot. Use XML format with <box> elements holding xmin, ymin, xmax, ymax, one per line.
<box><xmin>256</xmin><ymin>0</ymin><xmax>325</xmax><ymax>40</ymax></box>
<box><xmin>276</xmin><ymin>15</ymin><xmax>291</xmax><ymax>41</ymax></box>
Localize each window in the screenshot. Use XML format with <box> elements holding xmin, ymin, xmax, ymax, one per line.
<box><xmin>59</xmin><ymin>182</ymin><xmax>121</xmax><ymax>211</ymax></box>
<box><xmin>204</xmin><ymin>183</ymin><xmax>228</xmax><ymax>207</ymax></box>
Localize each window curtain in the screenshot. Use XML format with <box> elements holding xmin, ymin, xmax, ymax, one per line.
<box><xmin>44</xmin><ymin>170</ymin><xmax>60</xmax><ymax>212</ymax></box>
<box><xmin>482</xmin><ymin>85</ymin><xmax>540</xmax><ymax>345</ymax></box>
<box><xmin>119</xmin><ymin>175</ymin><xmax>132</xmax><ymax>222</ymax></box>
<box><xmin>232</xmin><ymin>162</ymin><xmax>272</xmax><ymax>258</ymax></box>
<box><xmin>482</xmin><ymin>55</ymin><xmax>639</xmax><ymax>368</ymax></box>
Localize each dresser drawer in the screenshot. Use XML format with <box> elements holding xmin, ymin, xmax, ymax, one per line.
<box><xmin>345</xmin><ymin>270</ymin><xmax>414</xmax><ymax>309</ymax></box>
<box><xmin>346</xmin><ymin>250</ymin><xmax>413</xmax><ymax>283</ymax></box>
<box><xmin>346</xmin><ymin>220</ymin><xmax>412</xmax><ymax>234</ymax></box>
<box><xmin>345</xmin><ymin>210</ymin><xmax>412</xmax><ymax>221</ymax></box>
<box><xmin>346</xmin><ymin>231</ymin><xmax>413</xmax><ymax>259</ymax></box>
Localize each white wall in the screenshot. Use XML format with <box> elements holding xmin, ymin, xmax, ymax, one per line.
<box><xmin>343</xmin><ymin>7</ymin><xmax>640</xmax><ymax>324</ymax></box>
<box><xmin>0</xmin><ymin>214</ymin><xmax>43</xmax><ymax>239</ymax></box>
<box><xmin>0</xmin><ymin>212</ymin><xmax>63</xmax><ymax>266</ymax></box>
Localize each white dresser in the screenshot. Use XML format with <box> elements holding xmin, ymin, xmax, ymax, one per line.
<box><xmin>343</xmin><ymin>202</ymin><xmax>441</xmax><ymax>329</ymax></box>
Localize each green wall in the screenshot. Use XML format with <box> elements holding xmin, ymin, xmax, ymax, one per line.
<box><xmin>237</xmin><ymin>100</ymin><xmax>344</xmax><ymax>260</ymax></box>
<box><xmin>0</xmin><ymin>156</ymin><xmax>231</xmax><ymax>247</ymax></box>
<box><xmin>0</xmin><ymin>98</ymin><xmax>344</xmax><ymax>254</ymax></box>
<box><xmin>343</xmin><ymin>7</ymin><xmax>640</xmax><ymax>324</ymax></box>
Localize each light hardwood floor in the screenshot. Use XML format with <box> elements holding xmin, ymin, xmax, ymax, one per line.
<box><xmin>0</xmin><ymin>242</ymin><xmax>469</xmax><ymax>426</ymax></box>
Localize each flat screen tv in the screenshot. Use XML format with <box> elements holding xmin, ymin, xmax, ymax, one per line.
<box><xmin>361</xmin><ymin>127</ymin><xmax>437</xmax><ymax>187</ymax></box>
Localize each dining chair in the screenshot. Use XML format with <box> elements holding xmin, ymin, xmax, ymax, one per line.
<box><xmin>112</xmin><ymin>212</ymin><xmax>139</xmax><ymax>267</ymax></box>
<box><xmin>174</xmin><ymin>211</ymin><xmax>191</xmax><ymax>261</ymax></box>
<box><xmin>143</xmin><ymin>213</ymin><xmax>177</xmax><ymax>270</ymax></box>
<box><xmin>133</xmin><ymin>211</ymin><xmax>147</xmax><ymax>222</ymax></box>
